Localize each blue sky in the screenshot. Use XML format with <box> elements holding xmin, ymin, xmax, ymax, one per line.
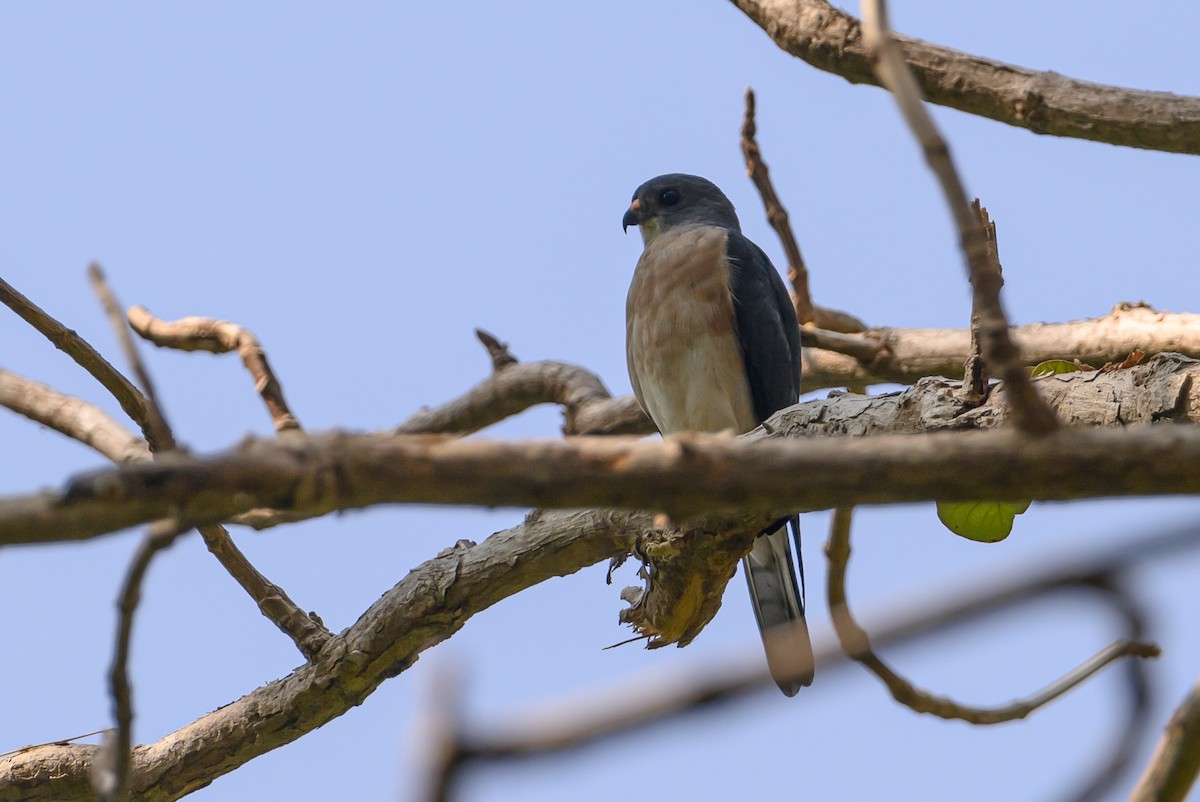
<box><xmin>2</xmin><ymin>3</ymin><xmax>1199</xmax><ymax>800</ymax></box>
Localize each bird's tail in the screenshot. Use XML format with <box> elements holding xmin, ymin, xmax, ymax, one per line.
<box><xmin>743</xmin><ymin>515</ymin><xmax>814</xmax><ymax>695</ymax></box>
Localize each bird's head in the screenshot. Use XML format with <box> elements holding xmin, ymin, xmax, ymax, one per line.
<box><xmin>622</xmin><ymin>173</ymin><xmax>741</xmax><ymax>246</ymax></box>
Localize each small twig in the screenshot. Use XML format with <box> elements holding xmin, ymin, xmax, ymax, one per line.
<box><xmin>126</xmin><ymin>305</ymin><xmax>300</xmax><ymax>433</ymax></box>
<box><xmin>95</xmin><ymin>524</ymin><xmax>181</xmax><ymax>801</ymax></box>
<box><xmin>961</xmin><ymin>201</ymin><xmax>995</xmax><ymax>404</ymax></box>
<box><xmin>859</xmin><ymin>0</ymin><xmax>1058</xmax><ymax>434</ymax></box>
<box><xmin>1129</xmin><ymin>677</ymin><xmax>1200</xmax><ymax>802</ymax></box>
<box><xmin>474</xmin><ymin>328</ymin><xmax>518</xmax><ymax>372</ymax></box>
<box><xmin>87</xmin><ymin>265</ymin><xmax>176</xmax><ymax>451</ymax></box>
<box><xmin>825</xmin><ymin>506</ymin><xmax>1158</xmax><ymax>724</ymax></box>
<box><xmin>740</xmin><ymin>87</ymin><xmax>815</xmax><ymax>325</ymax></box>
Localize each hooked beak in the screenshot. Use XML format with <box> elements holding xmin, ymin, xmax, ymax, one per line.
<box><xmin>622</xmin><ymin>198</ymin><xmax>643</xmax><ymax>233</ymax></box>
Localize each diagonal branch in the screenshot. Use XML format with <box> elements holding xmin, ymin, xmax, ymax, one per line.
<box><xmin>859</xmin><ymin>0</ymin><xmax>1058</xmax><ymax>434</ymax></box>
<box><xmin>729</xmin><ymin>0</ymin><xmax>1200</xmax><ymax>155</ymax></box>
<box><xmin>824</xmin><ymin>507</ymin><xmax>1159</xmax><ymax>724</ymax></box>
<box><xmin>0</xmin><ymin>276</ymin><xmax>155</xmax><ymax>448</ymax></box>
<box><xmin>740</xmin><ymin>87</ymin><xmax>814</xmax><ymax>325</ymax></box>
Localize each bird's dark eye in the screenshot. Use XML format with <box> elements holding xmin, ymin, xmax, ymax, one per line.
<box><xmin>659</xmin><ymin>188</ymin><xmax>680</xmax><ymax>206</ymax></box>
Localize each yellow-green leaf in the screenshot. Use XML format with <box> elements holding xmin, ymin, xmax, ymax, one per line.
<box><xmin>936</xmin><ymin>500</ymin><xmax>1031</xmax><ymax>543</ymax></box>
<box><xmin>1029</xmin><ymin>359</ymin><xmax>1081</xmax><ymax>377</ymax></box>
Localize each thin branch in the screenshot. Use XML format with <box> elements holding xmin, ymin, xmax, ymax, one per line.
<box><xmin>825</xmin><ymin>507</ymin><xmax>1158</xmax><ymax>724</ymax></box>
<box><xmin>740</xmin><ymin>87</ymin><xmax>814</xmax><ymax>325</ymax></box>
<box><xmin>195</xmin><ymin>525</ymin><xmax>332</xmax><ymax>659</ymax></box>
<box><xmin>730</xmin><ymin>0</ymin><xmax>1200</xmax><ymax>154</ymax></box>
<box><xmin>0</xmin><ymin>276</ymin><xmax>155</xmax><ymax>448</ymax></box>
<box><xmin>0</xmin><ymin>369</ymin><xmax>150</xmax><ymax>463</ymax></box>
<box><xmin>82</xmin><ymin>267</ymin><xmax>185</xmax><ymax>800</ymax></box>
<box><xmin>127</xmin><ymin>305</ymin><xmax>300</xmax><ymax>433</ymax></box>
<box><xmin>1130</xmin><ymin>677</ymin><xmax>1200</xmax><ymax>802</ymax></box>
<box><xmin>87</xmin><ymin>265</ymin><xmax>176</xmax><ymax>451</ymax></box>
<box><xmin>859</xmin><ymin>0</ymin><xmax>1058</xmax><ymax>434</ymax></box>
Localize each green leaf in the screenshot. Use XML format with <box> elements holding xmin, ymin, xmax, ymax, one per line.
<box><xmin>1029</xmin><ymin>359</ymin><xmax>1082</xmax><ymax>377</ymax></box>
<box><xmin>936</xmin><ymin>500</ymin><xmax>1031</xmax><ymax>543</ymax></box>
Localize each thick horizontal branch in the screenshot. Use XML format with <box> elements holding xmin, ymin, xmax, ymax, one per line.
<box><xmin>0</xmin><ymin>509</ymin><xmax>644</xmax><ymax>802</ymax></box>
<box><xmin>6</xmin><ymin>418</ymin><xmax>1200</xmax><ymax>547</ymax></box>
<box><xmin>730</xmin><ymin>0</ymin><xmax>1200</xmax><ymax>154</ymax></box>
<box><xmin>802</xmin><ymin>304</ymin><xmax>1200</xmax><ymax>390</ymax></box>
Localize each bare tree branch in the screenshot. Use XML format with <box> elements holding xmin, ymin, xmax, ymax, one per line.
<box><xmin>729</xmin><ymin>0</ymin><xmax>1200</xmax><ymax>154</ymax></box>
<box><xmin>826</xmin><ymin>507</ymin><xmax>1158</xmax><ymax>724</ymax></box>
<box><xmin>859</xmin><ymin>0</ymin><xmax>1058</xmax><ymax>434</ymax></box>
<box><xmin>5</xmin><ymin>352</ymin><xmax>1200</xmax><ymax>546</ymax></box>
<box><xmin>0</xmin><ymin>509</ymin><xmax>644</xmax><ymax>802</ymax></box>
<box><xmin>0</xmin><ymin>369</ymin><xmax>149</xmax><ymax>463</ymax></box>
<box><xmin>0</xmin><ymin>276</ymin><xmax>155</xmax><ymax>448</ymax></box>
<box><xmin>1130</xmin><ymin>677</ymin><xmax>1200</xmax><ymax>802</ymax></box>
<box><xmin>127</xmin><ymin>305</ymin><xmax>301</xmax><ymax>433</ymax></box>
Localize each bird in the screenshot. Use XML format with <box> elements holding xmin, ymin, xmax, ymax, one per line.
<box><xmin>622</xmin><ymin>172</ymin><xmax>814</xmax><ymax>695</ymax></box>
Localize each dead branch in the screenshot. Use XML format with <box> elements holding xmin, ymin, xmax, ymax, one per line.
<box><xmin>825</xmin><ymin>507</ymin><xmax>1158</xmax><ymax>724</ymax></box>
<box><xmin>730</xmin><ymin>0</ymin><xmax>1200</xmax><ymax>154</ymax></box>
<box><xmin>860</xmin><ymin>0</ymin><xmax>1058</xmax><ymax>434</ymax></box>
<box><xmin>1130</xmin><ymin>677</ymin><xmax>1200</xmax><ymax>802</ymax></box>
<box><xmin>0</xmin><ymin>276</ymin><xmax>155</xmax><ymax>448</ymax></box>
<box><xmin>127</xmin><ymin>305</ymin><xmax>300</xmax><ymax>433</ymax></box>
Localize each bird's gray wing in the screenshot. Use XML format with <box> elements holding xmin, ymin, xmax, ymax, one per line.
<box><xmin>726</xmin><ymin>231</ymin><xmax>813</xmax><ymax>693</ymax></box>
